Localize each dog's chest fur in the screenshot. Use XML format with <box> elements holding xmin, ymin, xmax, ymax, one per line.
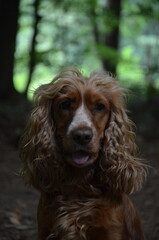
<box><xmin>48</xmin><ymin>196</ymin><xmax>124</xmax><ymax>240</ymax></box>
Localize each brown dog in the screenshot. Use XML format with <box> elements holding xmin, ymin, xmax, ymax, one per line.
<box><xmin>20</xmin><ymin>68</ymin><xmax>147</xmax><ymax>240</ymax></box>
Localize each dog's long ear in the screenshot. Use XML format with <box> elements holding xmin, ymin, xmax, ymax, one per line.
<box><xmin>101</xmin><ymin>100</ymin><xmax>147</xmax><ymax>194</ymax></box>
<box><xmin>19</xmin><ymin>84</ymin><xmax>56</xmax><ymax>191</ymax></box>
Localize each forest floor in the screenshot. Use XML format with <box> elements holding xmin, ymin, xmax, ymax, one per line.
<box><xmin>0</xmin><ymin>98</ymin><xmax>159</xmax><ymax>240</ymax></box>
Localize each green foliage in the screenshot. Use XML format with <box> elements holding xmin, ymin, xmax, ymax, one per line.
<box><xmin>14</xmin><ymin>0</ymin><xmax>159</xmax><ymax>100</ymax></box>
<box><xmin>14</xmin><ymin>0</ymin><xmax>35</xmax><ymax>93</ymax></box>
<box><xmin>97</xmin><ymin>44</ymin><xmax>119</xmax><ymax>66</ymax></box>
<box><xmin>117</xmin><ymin>45</ymin><xmax>145</xmax><ymax>86</ymax></box>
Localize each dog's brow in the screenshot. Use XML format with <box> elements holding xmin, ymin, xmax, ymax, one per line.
<box><xmin>67</xmin><ymin>104</ymin><xmax>92</xmax><ymax>133</ymax></box>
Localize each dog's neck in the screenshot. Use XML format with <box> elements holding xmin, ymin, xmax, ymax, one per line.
<box><xmin>52</xmin><ymin>159</ymin><xmax>105</xmax><ymax>200</ymax></box>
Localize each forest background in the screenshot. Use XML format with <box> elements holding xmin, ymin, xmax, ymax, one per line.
<box><xmin>0</xmin><ymin>0</ymin><xmax>159</xmax><ymax>239</ymax></box>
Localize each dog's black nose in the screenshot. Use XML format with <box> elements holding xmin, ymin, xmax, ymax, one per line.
<box><xmin>72</xmin><ymin>128</ymin><xmax>93</xmax><ymax>145</ymax></box>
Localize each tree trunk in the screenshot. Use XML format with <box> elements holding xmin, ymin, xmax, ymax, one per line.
<box><xmin>24</xmin><ymin>0</ymin><xmax>41</xmax><ymax>97</ymax></box>
<box><xmin>102</xmin><ymin>0</ymin><xmax>122</xmax><ymax>74</ymax></box>
<box><xmin>0</xmin><ymin>0</ymin><xmax>20</xmax><ymax>100</ymax></box>
<box><xmin>89</xmin><ymin>0</ymin><xmax>122</xmax><ymax>75</ymax></box>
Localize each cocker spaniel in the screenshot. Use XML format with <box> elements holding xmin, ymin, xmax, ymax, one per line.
<box><xmin>20</xmin><ymin>68</ymin><xmax>147</xmax><ymax>240</ymax></box>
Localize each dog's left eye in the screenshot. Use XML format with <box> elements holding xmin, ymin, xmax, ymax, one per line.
<box><xmin>59</xmin><ymin>100</ymin><xmax>71</xmax><ymax>110</ymax></box>
<box><xmin>94</xmin><ymin>103</ymin><xmax>106</xmax><ymax>112</ymax></box>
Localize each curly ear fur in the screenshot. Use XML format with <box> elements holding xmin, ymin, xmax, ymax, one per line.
<box><xmin>101</xmin><ymin>109</ymin><xmax>147</xmax><ymax>194</ymax></box>
<box><xmin>20</xmin><ymin>68</ymin><xmax>82</xmax><ymax>192</ymax></box>
<box><xmin>89</xmin><ymin>72</ymin><xmax>147</xmax><ymax>194</ymax></box>
<box><xmin>19</xmin><ymin>89</ymin><xmax>56</xmax><ymax>191</ymax></box>
<box><xmin>19</xmin><ymin>68</ymin><xmax>83</xmax><ymax>192</ymax></box>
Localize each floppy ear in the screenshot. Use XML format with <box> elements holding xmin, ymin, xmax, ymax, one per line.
<box><xmin>19</xmin><ymin>86</ymin><xmax>56</xmax><ymax>191</ymax></box>
<box><xmin>101</xmin><ymin>107</ymin><xmax>147</xmax><ymax>194</ymax></box>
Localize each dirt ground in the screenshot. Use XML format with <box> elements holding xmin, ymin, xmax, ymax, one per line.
<box><xmin>0</xmin><ymin>99</ymin><xmax>159</xmax><ymax>240</ymax></box>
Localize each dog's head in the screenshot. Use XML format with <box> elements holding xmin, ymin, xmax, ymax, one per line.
<box><xmin>20</xmin><ymin>68</ymin><xmax>147</xmax><ymax>193</ymax></box>
<box><xmin>52</xmin><ymin>75</ymin><xmax>111</xmax><ymax>167</ymax></box>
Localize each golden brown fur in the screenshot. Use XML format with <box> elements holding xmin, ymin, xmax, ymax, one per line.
<box><xmin>19</xmin><ymin>68</ymin><xmax>147</xmax><ymax>240</ymax></box>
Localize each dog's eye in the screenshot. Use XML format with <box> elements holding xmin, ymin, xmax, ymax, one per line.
<box><xmin>59</xmin><ymin>100</ymin><xmax>71</xmax><ymax>110</ymax></box>
<box><xmin>95</xmin><ymin>103</ymin><xmax>106</xmax><ymax>112</ymax></box>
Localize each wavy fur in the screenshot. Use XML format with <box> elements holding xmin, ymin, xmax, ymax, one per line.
<box><xmin>19</xmin><ymin>68</ymin><xmax>147</xmax><ymax>240</ymax></box>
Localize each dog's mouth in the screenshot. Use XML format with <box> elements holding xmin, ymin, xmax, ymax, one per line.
<box><xmin>71</xmin><ymin>151</ymin><xmax>90</xmax><ymax>165</ymax></box>
<box><xmin>65</xmin><ymin>149</ymin><xmax>98</xmax><ymax>167</ymax></box>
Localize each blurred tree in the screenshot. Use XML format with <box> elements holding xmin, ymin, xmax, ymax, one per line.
<box><xmin>0</xmin><ymin>0</ymin><xmax>20</xmax><ymax>100</ymax></box>
<box><xmin>103</xmin><ymin>0</ymin><xmax>121</xmax><ymax>73</ymax></box>
<box><xmin>24</xmin><ymin>0</ymin><xmax>41</xmax><ymax>96</ymax></box>
<box><xmin>89</xmin><ymin>0</ymin><xmax>121</xmax><ymax>74</ymax></box>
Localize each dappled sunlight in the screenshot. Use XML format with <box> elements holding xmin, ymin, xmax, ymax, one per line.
<box><xmin>13</xmin><ymin>0</ymin><xmax>159</xmax><ymax>100</ymax></box>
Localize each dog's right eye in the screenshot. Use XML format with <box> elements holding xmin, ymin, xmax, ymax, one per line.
<box><xmin>59</xmin><ymin>100</ymin><xmax>71</xmax><ymax>110</ymax></box>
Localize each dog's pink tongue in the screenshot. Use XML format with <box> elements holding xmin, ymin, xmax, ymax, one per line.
<box><xmin>73</xmin><ymin>154</ymin><xmax>89</xmax><ymax>164</ymax></box>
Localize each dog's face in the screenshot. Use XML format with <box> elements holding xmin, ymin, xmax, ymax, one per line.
<box><xmin>20</xmin><ymin>68</ymin><xmax>146</xmax><ymax>194</ymax></box>
<box><xmin>52</xmin><ymin>83</ymin><xmax>110</xmax><ymax>167</ymax></box>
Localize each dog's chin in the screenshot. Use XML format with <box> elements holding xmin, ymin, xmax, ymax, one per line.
<box><xmin>65</xmin><ymin>150</ymin><xmax>98</xmax><ymax>168</ymax></box>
